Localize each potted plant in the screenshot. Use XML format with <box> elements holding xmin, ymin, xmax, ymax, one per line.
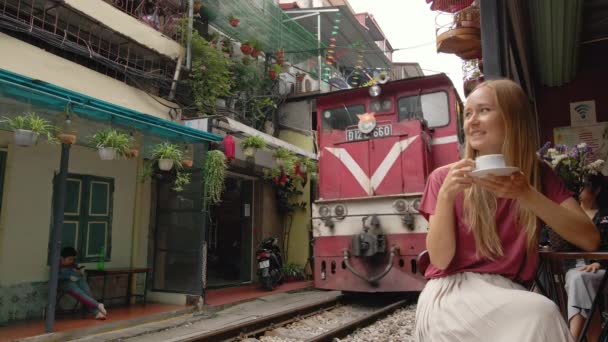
<box><xmin>240</xmin><ymin>41</ymin><xmax>252</xmax><ymax>55</ymax></box>
<box><xmin>2</xmin><ymin>113</ymin><xmax>57</xmax><ymax>146</ymax></box>
<box><xmin>90</xmin><ymin>129</ymin><xmax>133</xmax><ymax>160</ymax></box>
<box><xmin>151</xmin><ymin>142</ymin><xmax>183</xmax><ymax>171</ymax></box>
<box><xmin>269</xmin><ymin>64</ymin><xmax>281</xmax><ymax>81</ymax></box>
<box><xmin>298</xmin><ymin>157</ymin><xmax>318</xmax><ymax>174</ymax></box>
<box><xmin>274</xmin><ymin>147</ymin><xmax>295</xmax><ymax>167</ymax></box>
<box><xmin>203</xmin><ymin>150</ymin><xmax>228</xmax><ymax>205</ymax></box>
<box><xmin>189</xmin><ymin>30</ymin><xmax>232</xmax><ymax>115</ymax></box>
<box><xmin>283</xmin><ymin>263</ymin><xmax>305</xmax><ymax>282</ymax></box>
<box><xmin>228</xmin><ymin>15</ymin><xmax>240</xmax><ymax>27</ymax></box>
<box><xmin>250</xmin><ymin>40</ymin><xmax>262</xmax><ymax>58</ymax></box>
<box><xmin>241</xmin><ymin>135</ymin><xmax>266</xmax><ymax>158</ymax></box>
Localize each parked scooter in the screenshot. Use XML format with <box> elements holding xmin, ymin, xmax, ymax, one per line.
<box><xmin>256</xmin><ymin>237</ymin><xmax>284</xmax><ymax>290</ymax></box>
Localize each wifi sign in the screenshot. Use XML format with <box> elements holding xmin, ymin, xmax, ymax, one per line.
<box><xmin>575</xmin><ymin>104</ymin><xmax>591</xmax><ymax>119</ymax></box>
<box><xmin>570</xmin><ymin>100</ymin><xmax>596</xmax><ymax>126</ymax></box>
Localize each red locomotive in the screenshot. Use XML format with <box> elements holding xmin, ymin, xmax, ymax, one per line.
<box><xmin>312</xmin><ymin>73</ymin><xmax>463</xmax><ymax>292</ymax></box>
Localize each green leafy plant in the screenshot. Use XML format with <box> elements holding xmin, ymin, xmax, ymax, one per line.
<box><xmin>283</xmin><ymin>263</ymin><xmax>305</xmax><ymax>281</ymax></box>
<box><xmin>139</xmin><ymin>142</ymin><xmax>190</xmax><ymax>192</ymax></box>
<box><xmin>2</xmin><ymin>112</ymin><xmax>58</xmax><ymax>142</ymax></box>
<box><xmin>90</xmin><ymin>129</ymin><xmax>133</xmax><ymax>157</ymax></box>
<box><xmin>241</xmin><ymin>135</ymin><xmax>266</xmax><ymax>150</ymax></box>
<box><xmin>250</xmin><ymin>97</ymin><xmax>278</xmax><ymax>131</ymax></box>
<box><xmin>299</xmin><ymin>157</ymin><xmax>318</xmax><ymax>174</ymax></box>
<box><xmin>185</xmin><ymin>27</ymin><xmax>232</xmax><ymax>115</ymax></box>
<box><xmin>203</xmin><ymin>150</ymin><xmax>228</xmax><ymax>205</ymax></box>
<box><xmin>151</xmin><ymin>142</ymin><xmax>183</xmax><ymax>166</ymax></box>
<box><xmin>173</xmin><ymin>171</ymin><xmax>192</xmax><ymax>192</ymax></box>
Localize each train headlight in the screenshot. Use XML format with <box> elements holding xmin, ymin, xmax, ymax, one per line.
<box><xmin>412</xmin><ymin>199</ymin><xmax>421</xmax><ymax>212</ymax></box>
<box><xmin>369</xmin><ymin>84</ymin><xmax>381</xmax><ymax>97</ymax></box>
<box><xmin>334</xmin><ymin>204</ymin><xmax>347</xmax><ymax>220</ymax></box>
<box><xmin>319</xmin><ymin>205</ymin><xmax>331</xmax><ymax>217</ymax></box>
<box><xmin>393</xmin><ymin>199</ymin><xmax>408</xmax><ymax>213</ymax></box>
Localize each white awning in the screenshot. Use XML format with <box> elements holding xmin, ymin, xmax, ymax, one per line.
<box><xmin>184</xmin><ymin>117</ymin><xmax>317</xmax><ymax>160</ymax></box>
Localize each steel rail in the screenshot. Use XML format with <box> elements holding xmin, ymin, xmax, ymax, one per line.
<box><xmin>305</xmin><ymin>298</ymin><xmax>410</xmax><ymax>342</ymax></box>
<box><xmin>184</xmin><ymin>296</ymin><xmax>341</xmax><ymax>341</ymax></box>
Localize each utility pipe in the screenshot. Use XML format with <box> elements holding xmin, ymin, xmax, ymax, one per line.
<box><xmin>186</xmin><ymin>0</ymin><xmax>194</xmax><ymax>71</ymax></box>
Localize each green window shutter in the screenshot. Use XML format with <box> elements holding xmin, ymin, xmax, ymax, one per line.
<box><xmin>81</xmin><ymin>177</ymin><xmax>113</xmax><ymax>262</ymax></box>
<box><xmin>49</xmin><ymin>174</ymin><xmax>114</xmax><ymax>263</ymax></box>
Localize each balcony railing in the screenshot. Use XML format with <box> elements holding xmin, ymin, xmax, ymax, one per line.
<box><xmin>103</xmin><ymin>0</ymin><xmax>184</xmax><ymax>41</ymax></box>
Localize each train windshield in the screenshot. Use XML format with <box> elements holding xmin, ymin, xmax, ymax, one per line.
<box><xmin>321</xmin><ymin>104</ymin><xmax>365</xmax><ymax>130</ymax></box>
<box><xmin>397</xmin><ymin>91</ymin><xmax>449</xmax><ymax>128</ymax></box>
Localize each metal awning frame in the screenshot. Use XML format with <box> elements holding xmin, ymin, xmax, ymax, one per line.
<box><xmin>284</xmin><ymin>6</ymin><xmax>391</xmax><ymax>85</ymax></box>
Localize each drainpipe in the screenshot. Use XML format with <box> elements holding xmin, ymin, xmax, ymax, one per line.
<box><xmin>186</xmin><ymin>0</ymin><xmax>194</xmax><ymax>71</ymax></box>
<box><xmin>317</xmin><ymin>13</ymin><xmax>322</xmax><ymax>88</ymax></box>
<box><xmin>168</xmin><ymin>53</ymin><xmax>184</xmax><ymax>101</ymax></box>
<box><xmin>45</xmin><ymin>143</ymin><xmax>71</xmax><ymax>333</ymax></box>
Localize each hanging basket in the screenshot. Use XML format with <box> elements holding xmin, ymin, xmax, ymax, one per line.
<box><xmin>182</xmin><ymin>159</ymin><xmax>193</xmax><ymax>168</ymax></box>
<box><xmin>158</xmin><ymin>159</ymin><xmax>174</xmax><ymax>171</ymax></box>
<box><xmin>98</xmin><ymin>147</ymin><xmax>117</xmax><ymax>160</ymax></box>
<box><xmin>14</xmin><ymin>129</ymin><xmax>39</xmax><ymax>146</ymax></box>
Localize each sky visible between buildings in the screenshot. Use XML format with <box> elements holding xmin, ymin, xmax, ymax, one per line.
<box><xmin>348</xmin><ymin>0</ymin><xmax>466</xmax><ymax>99</ymax></box>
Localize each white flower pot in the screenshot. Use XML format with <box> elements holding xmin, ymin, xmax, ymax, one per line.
<box><xmin>299</xmin><ymin>164</ymin><xmax>307</xmax><ymax>173</ymax></box>
<box><xmin>243</xmin><ymin>147</ymin><xmax>256</xmax><ymax>157</ymax></box>
<box><xmin>14</xmin><ymin>129</ymin><xmax>39</xmax><ymax>146</ymax></box>
<box><xmin>158</xmin><ymin>159</ymin><xmax>174</xmax><ymax>171</ymax></box>
<box><xmin>98</xmin><ymin>147</ymin><xmax>117</xmax><ymax>160</ymax></box>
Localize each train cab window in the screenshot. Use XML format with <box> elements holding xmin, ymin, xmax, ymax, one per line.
<box><xmin>370</xmin><ymin>99</ymin><xmax>393</xmax><ymax>113</ymax></box>
<box><xmin>321</xmin><ymin>104</ymin><xmax>365</xmax><ymax>130</ymax></box>
<box><xmin>397</xmin><ymin>91</ymin><xmax>449</xmax><ymax>128</ymax></box>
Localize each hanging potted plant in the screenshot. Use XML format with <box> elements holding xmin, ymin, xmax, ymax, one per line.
<box><xmin>203</xmin><ymin>150</ymin><xmax>228</xmax><ymax>205</ymax></box>
<box><xmin>240</xmin><ymin>135</ymin><xmax>266</xmax><ymax>158</ymax></box>
<box><xmin>151</xmin><ymin>142</ymin><xmax>183</xmax><ymax>171</ymax></box>
<box><xmin>274</xmin><ymin>147</ymin><xmax>295</xmax><ymax>167</ymax></box>
<box><xmin>250</xmin><ymin>40</ymin><xmax>262</xmax><ymax>58</ymax></box>
<box><xmin>2</xmin><ymin>113</ymin><xmax>57</xmax><ymax>146</ymax></box>
<box><xmin>90</xmin><ymin>128</ymin><xmax>133</xmax><ymax>160</ymax></box>
<box><xmin>228</xmin><ymin>15</ymin><xmax>240</xmax><ymax>27</ymax></box>
<box><xmin>269</xmin><ymin>64</ymin><xmax>281</xmax><ymax>81</ymax></box>
<box><xmin>240</xmin><ymin>41</ymin><xmax>253</xmax><ymax>55</ymax></box>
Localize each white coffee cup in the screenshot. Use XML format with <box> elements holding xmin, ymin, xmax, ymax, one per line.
<box><xmin>475</xmin><ymin>154</ymin><xmax>506</xmax><ymax>170</ymax></box>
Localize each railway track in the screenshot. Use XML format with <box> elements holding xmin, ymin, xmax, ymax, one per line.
<box><xmin>173</xmin><ymin>294</ymin><xmax>412</xmax><ymax>342</ymax></box>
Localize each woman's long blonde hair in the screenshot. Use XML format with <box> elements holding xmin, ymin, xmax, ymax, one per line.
<box><xmin>463</xmin><ymin>79</ymin><xmax>541</xmax><ymax>259</ymax></box>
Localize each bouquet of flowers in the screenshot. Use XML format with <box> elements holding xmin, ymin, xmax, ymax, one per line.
<box><xmin>537</xmin><ymin>142</ymin><xmax>605</xmax><ymax>194</ymax></box>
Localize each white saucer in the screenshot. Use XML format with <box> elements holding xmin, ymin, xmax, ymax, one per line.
<box><xmin>470</xmin><ymin>166</ymin><xmax>519</xmax><ymax>178</ymax></box>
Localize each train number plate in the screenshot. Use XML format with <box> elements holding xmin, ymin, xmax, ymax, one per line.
<box><xmin>346</xmin><ymin>124</ymin><xmax>392</xmax><ymax>142</ymax></box>
<box><xmin>259</xmin><ymin>260</ymin><xmax>270</xmax><ymax>268</ymax></box>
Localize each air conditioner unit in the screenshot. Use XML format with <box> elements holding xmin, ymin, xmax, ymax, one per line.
<box><xmin>296</xmin><ymin>74</ymin><xmax>319</xmax><ymax>94</ymax></box>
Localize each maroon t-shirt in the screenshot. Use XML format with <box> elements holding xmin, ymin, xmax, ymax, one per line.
<box><xmin>420</xmin><ymin>164</ymin><xmax>572</xmax><ymax>283</ymax></box>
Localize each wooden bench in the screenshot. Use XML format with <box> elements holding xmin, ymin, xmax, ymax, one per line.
<box><xmin>85</xmin><ymin>268</ymin><xmax>151</xmax><ymax>306</ymax></box>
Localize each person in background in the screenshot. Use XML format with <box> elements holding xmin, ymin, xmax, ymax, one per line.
<box><xmin>414</xmin><ymin>79</ymin><xmax>599</xmax><ymax>341</ymax></box>
<box><xmin>60</xmin><ymin>247</ymin><xmax>107</xmax><ymax>320</ymax></box>
<box><xmin>565</xmin><ymin>174</ymin><xmax>608</xmax><ymax>340</ymax></box>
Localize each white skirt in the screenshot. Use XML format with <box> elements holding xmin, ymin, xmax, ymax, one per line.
<box><xmin>415</xmin><ymin>272</ymin><xmax>573</xmax><ymax>342</ymax></box>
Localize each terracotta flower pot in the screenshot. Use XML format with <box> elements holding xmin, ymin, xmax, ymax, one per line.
<box><xmin>128</xmin><ymin>148</ymin><xmax>139</xmax><ymax>159</ymax></box>
<box><xmin>182</xmin><ymin>159</ymin><xmax>193</xmax><ymax>168</ymax></box>
<box><xmin>229</xmin><ymin>18</ymin><xmax>240</xmax><ymax>27</ymax></box>
<box><xmin>240</xmin><ymin>44</ymin><xmax>252</xmax><ymax>55</ymax></box>
<box><xmin>57</xmin><ymin>133</ymin><xmax>77</xmax><ymax>145</ymax></box>
<box><xmin>269</xmin><ymin>70</ymin><xmax>278</xmax><ymax>80</ymax></box>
